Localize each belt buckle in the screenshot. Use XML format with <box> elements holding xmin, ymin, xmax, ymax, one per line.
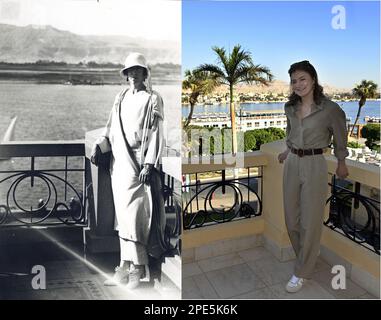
<box><xmin>297</xmin><ymin>149</ymin><xmax>304</xmax><ymax>157</ymax></box>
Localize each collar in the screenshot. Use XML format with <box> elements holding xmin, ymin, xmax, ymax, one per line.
<box><xmin>290</xmin><ymin>98</ymin><xmax>325</xmax><ymax>114</ymax></box>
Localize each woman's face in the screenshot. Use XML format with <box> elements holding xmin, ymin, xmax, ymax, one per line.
<box><xmin>126</xmin><ymin>66</ymin><xmax>146</xmax><ymax>86</ymax></box>
<box><xmin>290</xmin><ymin>70</ymin><xmax>315</xmax><ymax>99</ymax></box>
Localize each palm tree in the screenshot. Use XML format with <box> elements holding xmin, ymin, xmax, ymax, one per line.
<box><xmin>194</xmin><ymin>45</ymin><xmax>273</xmax><ymax>154</ymax></box>
<box><xmin>350</xmin><ymin>80</ymin><xmax>378</xmax><ymax>136</ymax></box>
<box><xmin>182</xmin><ymin>69</ymin><xmax>218</xmax><ymax>128</ymax></box>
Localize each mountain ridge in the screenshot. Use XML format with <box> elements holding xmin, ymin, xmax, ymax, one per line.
<box><xmin>0</xmin><ymin>23</ymin><xmax>179</xmax><ymax>65</ymax></box>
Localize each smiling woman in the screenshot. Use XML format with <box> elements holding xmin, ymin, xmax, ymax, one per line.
<box><xmin>278</xmin><ymin>60</ymin><xmax>349</xmax><ymax>293</ymax></box>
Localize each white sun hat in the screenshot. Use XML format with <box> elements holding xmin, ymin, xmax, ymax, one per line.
<box><xmin>120</xmin><ymin>52</ymin><xmax>148</xmax><ymax>75</ymax></box>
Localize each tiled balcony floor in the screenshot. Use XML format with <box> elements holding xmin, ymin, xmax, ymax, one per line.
<box><xmin>0</xmin><ymin>241</ymin><xmax>180</xmax><ymax>300</ymax></box>
<box><xmin>182</xmin><ymin>246</ymin><xmax>378</xmax><ymax>299</ymax></box>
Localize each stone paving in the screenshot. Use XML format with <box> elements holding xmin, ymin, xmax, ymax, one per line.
<box><xmin>182</xmin><ymin>246</ymin><xmax>378</xmax><ymax>299</ymax></box>
<box><xmin>0</xmin><ymin>241</ymin><xmax>180</xmax><ymax>300</ymax></box>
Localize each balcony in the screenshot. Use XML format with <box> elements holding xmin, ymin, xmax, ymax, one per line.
<box><xmin>182</xmin><ymin>140</ymin><xmax>380</xmax><ymax>299</ymax></box>
<box><xmin>0</xmin><ymin>136</ymin><xmax>181</xmax><ymax>299</ymax></box>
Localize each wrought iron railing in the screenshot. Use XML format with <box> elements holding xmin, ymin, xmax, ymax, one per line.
<box><xmin>161</xmin><ymin>169</ymin><xmax>182</xmax><ymax>254</ymax></box>
<box><xmin>325</xmin><ymin>175</ymin><xmax>380</xmax><ymax>255</ymax></box>
<box><xmin>0</xmin><ymin>142</ymin><xmax>87</xmax><ymax>227</ymax></box>
<box><xmin>182</xmin><ymin>167</ymin><xmax>263</xmax><ymax>230</ymax></box>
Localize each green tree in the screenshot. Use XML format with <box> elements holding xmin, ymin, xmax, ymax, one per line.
<box><xmin>182</xmin><ymin>70</ymin><xmax>218</xmax><ymax>128</ymax></box>
<box><xmin>194</xmin><ymin>45</ymin><xmax>273</xmax><ymax>154</ymax></box>
<box><xmin>244</xmin><ymin>131</ymin><xmax>257</xmax><ymax>151</ymax></box>
<box><xmin>350</xmin><ymin>80</ymin><xmax>378</xmax><ymax>136</ymax></box>
<box><xmin>250</xmin><ymin>128</ymin><xmax>285</xmax><ymax>150</ymax></box>
<box><xmin>361</xmin><ymin>123</ymin><xmax>380</xmax><ymax>151</ymax></box>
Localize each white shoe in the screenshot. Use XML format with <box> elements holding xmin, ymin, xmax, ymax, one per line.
<box><xmin>285</xmin><ymin>275</ymin><xmax>305</xmax><ymax>293</ymax></box>
<box><xmin>104</xmin><ymin>266</ymin><xmax>129</xmax><ymax>286</ymax></box>
<box><xmin>125</xmin><ymin>265</ymin><xmax>145</xmax><ymax>290</ymax></box>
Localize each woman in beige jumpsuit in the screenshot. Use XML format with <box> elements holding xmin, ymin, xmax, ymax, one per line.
<box><xmin>91</xmin><ymin>53</ymin><xmax>166</xmax><ymax>289</ymax></box>
<box><xmin>278</xmin><ymin>61</ymin><xmax>349</xmax><ymax>293</ymax></box>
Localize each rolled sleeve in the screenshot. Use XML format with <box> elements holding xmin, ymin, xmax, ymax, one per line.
<box><xmin>285</xmin><ymin>116</ymin><xmax>292</xmax><ymax>149</ymax></box>
<box><xmin>284</xmin><ymin>105</ymin><xmax>292</xmax><ymax>149</ymax></box>
<box><xmin>330</xmin><ymin>105</ymin><xmax>349</xmax><ymax>160</ymax></box>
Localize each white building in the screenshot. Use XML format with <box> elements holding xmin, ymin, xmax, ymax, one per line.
<box><xmin>188</xmin><ymin>109</ymin><xmax>287</xmax><ymax>132</ymax></box>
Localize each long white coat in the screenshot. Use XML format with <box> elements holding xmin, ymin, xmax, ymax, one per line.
<box><xmin>97</xmin><ymin>88</ymin><xmax>165</xmax><ymax>249</ymax></box>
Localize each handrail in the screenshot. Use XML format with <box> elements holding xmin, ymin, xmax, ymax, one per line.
<box><xmin>0</xmin><ymin>141</ymin><xmax>85</xmax><ymax>158</ymax></box>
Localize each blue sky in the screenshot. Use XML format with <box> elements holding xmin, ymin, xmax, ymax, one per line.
<box><xmin>182</xmin><ymin>1</ymin><xmax>380</xmax><ymax>89</ymax></box>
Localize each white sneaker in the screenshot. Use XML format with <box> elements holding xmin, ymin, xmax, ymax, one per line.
<box><xmin>104</xmin><ymin>266</ymin><xmax>129</xmax><ymax>286</ymax></box>
<box><xmin>125</xmin><ymin>265</ymin><xmax>145</xmax><ymax>290</ymax></box>
<box><xmin>285</xmin><ymin>275</ymin><xmax>305</xmax><ymax>293</ymax></box>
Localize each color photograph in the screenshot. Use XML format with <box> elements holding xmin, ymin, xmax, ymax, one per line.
<box><xmin>181</xmin><ymin>0</ymin><xmax>380</xmax><ymax>300</ymax></box>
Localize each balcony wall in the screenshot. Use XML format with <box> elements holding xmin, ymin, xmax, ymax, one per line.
<box><xmin>182</xmin><ymin>151</ymin><xmax>267</xmax><ymax>261</ymax></box>
<box><xmin>182</xmin><ymin>140</ymin><xmax>380</xmax><ymax>297</ymax></box>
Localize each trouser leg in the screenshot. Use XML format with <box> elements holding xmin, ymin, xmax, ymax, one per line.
<box><xmin>119</xmin><ymin>237</ymin><xmax>149</xmax><ymax>266</ymax></box>
<box><xmin>283</xmin><ymin>154</ymin><xmax>302</xmax><ymax>256</ymax></box>
<box><xmin>295</xmin><ymin>155</ymin><xmax>328</xmax><ymax>278</ymax></box>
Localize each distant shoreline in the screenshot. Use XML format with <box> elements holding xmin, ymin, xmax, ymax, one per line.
<box><xmin>0</xmin><ymin>78</ymin><xmax>179</xmax><ymax>86</ymax></box>
<box><xmin>181</xmin><ymin>98</ymin><xmax>381</xmax><ymax>106</ymax></box>
<box><xmin>0</xmin><ymin>64</ymin><xmax>181</xmax><ymax>85</ymax></box>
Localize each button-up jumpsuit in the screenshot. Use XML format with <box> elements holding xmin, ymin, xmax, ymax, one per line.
<box><xmin>283</xmin><ymin>98</ymin><xmax>348</xmax><ymax>278</ymax></box>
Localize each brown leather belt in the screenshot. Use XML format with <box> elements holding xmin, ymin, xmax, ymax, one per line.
<box><xmin>291</xmin><ymin>148</ymin><xmax>323</xmax><ymax>157</ymax></box>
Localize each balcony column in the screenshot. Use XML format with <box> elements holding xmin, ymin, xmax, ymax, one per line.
<box><xmin>84</xmin><ymin>128</ymin><xmax>119</xmax><ymax>253</ymax></box>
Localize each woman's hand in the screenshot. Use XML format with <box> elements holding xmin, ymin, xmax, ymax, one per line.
<box><xmin>139</xmin><ymin>164</ymin><xmax>153</xmax><ymax>183</ymax></box>
<box><xmin>336</xmin><ymin>160</ymin><xmax>349</xmax><ymax>180</ymax></box>
<box><xmin>90</xmin><ymin>144</ymin><xmax>101</xmax><ymax>166</ymax></box>
<box><xmin>278</xmin><ymin>150</ymin><xmax>290</xmax><ymax>164</ymax></box>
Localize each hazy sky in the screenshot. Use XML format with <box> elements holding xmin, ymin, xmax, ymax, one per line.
<box><xmin>0</xmin><ymin>0</ymin><xmax>181</xmax><ymax>41</ymax></box>
<box><xmin>183</xmin><ymin>1</ymin><xmax>380</xmax><ymax>88</ymax></box>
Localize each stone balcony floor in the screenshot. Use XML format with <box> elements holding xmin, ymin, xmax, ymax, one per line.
<box><xmin>182</xmin><ymin>246</ymin><xmax>378</xmax><ymax>299</ymax></box>
<box><xmin>0</xmin><ymin>241</ymin><xmax>180</xmax><ymax>300</ymax></box>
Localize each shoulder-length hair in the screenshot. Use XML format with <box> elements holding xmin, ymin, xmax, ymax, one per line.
<box><xmin>285</xmin><ymin>60</ymin><xmax>325</xmax><ymax>107</ymax></box>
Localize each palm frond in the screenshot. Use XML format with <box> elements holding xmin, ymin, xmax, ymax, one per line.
<box><xmin>194</xmin><ymin>64</ymin><xmax>227</xmax><ymax>85</ymax></box>
<box><xmin>212</xmin><ymin>46</ymin><xmax>229</xmax><ymax>71</ymax></box>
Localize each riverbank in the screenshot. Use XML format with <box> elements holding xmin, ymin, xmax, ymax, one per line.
<box><xmin>0</xmin><ymin>64</ymin><xmax>181</xmax><ymax>85</ymax></box>
<box><xmin>181</xmin><ymin>98</ymin><xmax>381</xmax><ymax>106</ymax></box>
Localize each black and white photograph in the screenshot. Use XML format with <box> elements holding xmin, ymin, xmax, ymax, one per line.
<box><xmin>0</xmin><ymin>0</ymin><xmax>181</xmax><ymax>300</ymax></box>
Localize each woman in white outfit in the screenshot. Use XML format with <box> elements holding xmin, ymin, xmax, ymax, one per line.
<box><xmin>91</xmin><ymin>52</ymin><xmax>166</xmax><ymax>289</ymax></box>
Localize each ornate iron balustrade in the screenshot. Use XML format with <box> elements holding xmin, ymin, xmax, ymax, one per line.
<box><xmin>161</xmin><ymin>169</ymin><xmax>182</xmax><ymax>254</ymax></box>
<box><xmin>0</xmin><ymin>142</ymin><xmax>87</xmax><ymax>227</ymax></box>
<box><xmin>182</xmin><ymin>167</ymin><xmax>263</xmax><ymax>229</ymax></box>
<box><xmin>325</xmin><ymin>175</ymin><xmax>380</xmax><ymax>255</ymax></box>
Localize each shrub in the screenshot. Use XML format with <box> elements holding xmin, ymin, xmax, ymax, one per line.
<box><xmin>361</xmin><ymin>124</ymin><xmax>380</xmax><ymax>150</ymax></box>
